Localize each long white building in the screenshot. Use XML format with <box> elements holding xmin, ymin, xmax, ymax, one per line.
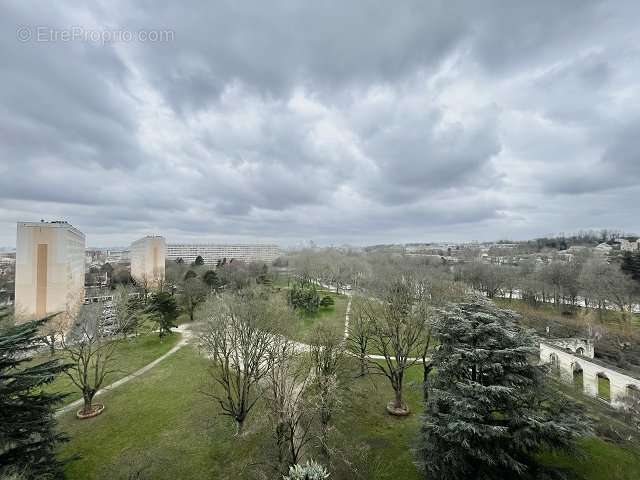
<box><xmin>167</xmin><ymin>243</ymin><xmax>281</xmax><ymax>265</ymax></box>
<box><xmin>130</xmin><ymin>236</ymin><xmax>166</xmax><ymax>286</ymax></box>
<box><xmin>14</xmin><ymin>221</ymin><xmax>85</xmax><ymax>324</ymax></box>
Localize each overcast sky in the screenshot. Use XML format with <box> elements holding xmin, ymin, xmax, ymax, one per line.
<box><xmin>1</xmin><ymin>1</ymin><xmax>639</xmax><ymax>247</ymax></box>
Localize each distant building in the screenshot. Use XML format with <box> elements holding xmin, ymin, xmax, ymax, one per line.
<box><xmin>14</xmin><ymin>221</ymin><xmax>85</xmax><ymax>324</ymax></box>
<box><xmin>130</xmin><ymin>236</ymin><xmax>166</xmax><ymax>287</ymax></box>
<box><xmin>105</xmin><ymin>248</ymin><xmax>130</xmax><ymax>264</ymax></box>
<box><xmin>166</xmin><ymin>243</ymin><xmax>281</xmax><ymax>265</ymax></box>
<box><xmin>619</xmin><ymin>238</ymin><xmax>640</xmax><ymax>252</ymax></box>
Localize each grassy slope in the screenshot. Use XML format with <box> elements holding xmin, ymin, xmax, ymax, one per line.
<box><xmin>541</xmin><ymin>437</ymin><xmax>640</xmax><ymax>480</ymax></box>
<box><xmin>57</xmin><ymin>347</ymin><xmax>421</xmax><ymax>480</ymax></box>
<box><xmin>56</xmin><ymin>344</ymin><xmax>640</xmax><ymax>480</ymax></box>
<box><xmin>58</xmin><ymin>346</ymin><xmax>241</xmax><ymax>479</ymax></box>
<box><xmin>271</xmin><ymin>277</ymin><xmax>349</xmax><ymax>342</ymax></box>
<box><xmin>290</xmin><ymin>291</ymin><xmax>348</xmax><ymax>342</ymax></box>
<box><xmin>41</xmin><ymin>332</ymin><xmax>180</xmax><ymax>405</ymax></box>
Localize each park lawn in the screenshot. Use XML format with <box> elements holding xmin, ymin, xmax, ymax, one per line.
<box><xmin>56</xmin><ymin>344</ymin><xmax>640</xmax><ymax>480</ymax></box>
<box><xmin>287</xmin><ymin>291</ymin><xmax>349</xmax><ymax>342</ymax></box>
<box><xmin>270</xmin><ymin>275</ymin><xmax>350</xmax><ymax>341</ymax></box>
<box><xmin>42</xmin><ymin>332</ymin><xmax>181</xmax><ymax>405</ymax></box>
<box><xmin>333</xmin><ymin>361</ymin><xmax>423</xmax><ymax>480</ymax></box>
<box><xmin>540</xmin><ymin>437</ymin><xmax>640</xmax><ymax>480</ymax></box>
<box><xmin>57</xmin><ymin>346</ymin><xmax>270</xmax><ymax>480</ymax></box>
<box><xmin>57</xmin><ymin>346</ymin><xmax>424</xmax><ymax>480</ymax></box>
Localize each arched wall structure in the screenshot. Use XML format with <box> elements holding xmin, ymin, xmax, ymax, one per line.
<box><xmin>540</xmin><ymin>342</ymin><xmax>640</xmax><ymax>408</ymax></box>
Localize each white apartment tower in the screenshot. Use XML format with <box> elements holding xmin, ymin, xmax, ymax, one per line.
<box><xmin>130</xmin><ymin>236</ymin><xmax>166</xmax><ymax>287</ymax></box>
<box><xmin>14</xmin><ymin>221</ymin><xmax>85</xmax><ymax>324</ymax></box>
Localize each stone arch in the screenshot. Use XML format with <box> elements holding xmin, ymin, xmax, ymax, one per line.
<box><xmin>549</xmin><ymin>353</ymin><xmax>560</xmax><ymax>376</ymax></box>
<box><xmin>596</xmin><ymin>372</ymin><xmax>611</xmax><ymax>402</ymax></box>
<box><xmin>576</xmin><ymin>347</ymin><xmax>585</xmax><ymax>356</ymax></box>
<box><xmin>572</xmin><ymin>362</ymin><xmax>583</xmax><ymax>391</ymax></box>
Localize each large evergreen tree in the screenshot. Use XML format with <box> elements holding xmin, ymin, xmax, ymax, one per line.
<box><xmin>416</xmin><ymin>299</ymin><xmax>587</xmax><ymax>480</ymax></box>
<box><xmin>146</xmin><ymin>292</ymin><xmax>178</xmax><ymax>338</ymax></box>
<box><xmin>0</xmin><ymin>312</ymin><xmax>70</xmax><ymax>479</ymax></box>
<box><xmin>620</xmin><ymin>250</ymin><xmax>640</xmax><ymax>284</ymax></box>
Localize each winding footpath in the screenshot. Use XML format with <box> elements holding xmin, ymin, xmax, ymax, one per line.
<box><xmin>55</xmin><ymin>324</ymin><xmax>193</xmax><ymax>417</ymax></box>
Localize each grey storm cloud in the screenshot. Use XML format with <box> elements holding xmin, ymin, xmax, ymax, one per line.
<box><xmin>0</xmin><ymin>0</ymin><xmax>640</xmax><ymax>246</ymax></box>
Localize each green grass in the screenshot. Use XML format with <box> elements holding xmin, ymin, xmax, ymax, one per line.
<box><xmin>494</xmin><ymin>297</ymin><xmax>640</xmax><ymax>331</ymax></box>
<box><xmin>270</xmin><ymin>283</ymin><xmax>349</xmax><ymax>342</ymax></box>
<box><xmin>333</xmin><ymin>362</ymin><xmax>423</xmax><ymax>479</ymax></box>
<box><xmin>56</xmin><ymin>344</ymin><xmax>640</xmax><ymax>480</ymax></box>
<box><xmin>597</xmin><ymin>375</ymin><xmax>611</xmax><ymax>402</ymax></box>
<box><xmin>41</xmin><ymin>332</ymin><xmax>180</xmax><ymax>405</ymax></box>
<box><xmin>290</xmin><ymin>292</ymin><xmax>349</xmax><ymax>342</ymax></box>
<box><xmin>540</xmin><ymin>437</ymin><xmax>640</xmax><ymax>480</ymax></box>
<box><xmin>52</xmin><ymin>287</ymin><xmax>640</xmax><ymax>479</ymax></box>
<box><xmin>57</xmin><ymin>346</ymin><xmax>248</xmax><ymax>479</ymax></box>
<box><xmin>57</xmin><ymin>346</ymin><xmax>424</xmax><ymax>480</ymax></box>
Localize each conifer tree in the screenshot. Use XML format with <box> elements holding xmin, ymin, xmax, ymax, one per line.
<box><xmin>416</xmin><ymin>299</ymin><xmax>587</xmax><ymax>480</ymax></box>
<box><xmin>0</xmin><ymin>311</ymin><xmax>70</xmax><ymax>479</ymax></box>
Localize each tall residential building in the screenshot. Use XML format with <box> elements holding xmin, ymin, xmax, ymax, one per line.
<box><xmin>130</xmin><ymin>236</ymin><xmax>166</xmax><ymax>286</ymax></box>
<box><xmin>167</xmin><ymin>243</ymin><xmax>281</xmax><ymax>265</ymax></box>
<box><xmin>14</xmin><ymin>221</ymin><xmax>85</xmax><ymax>324</ymax></box>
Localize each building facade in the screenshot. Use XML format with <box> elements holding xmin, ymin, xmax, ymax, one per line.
<box><xmin>105</xmin><ymin>248</ymin><xmax>130</xmax><ymax>264</ymax></box>
<box><xmin>166</xmin><ymin>243</ymin><xmax>281</xmax><ymax>265</ymax></box>
<box><xmin>130</xmin><ymin>236</ymin><xmax>166</xmax><ymax>286</ymax></box>
<box><xmin>14</xmin><ymin>221</ymin><xmax>85</xmax><ymax>324</ymax></box>
<box><xmin>620</xmin><ymin>238</ymin><xmax>640</xmax><ymax>252</ymax></box>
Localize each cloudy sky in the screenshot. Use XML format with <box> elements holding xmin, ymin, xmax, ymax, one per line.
<box><xmin>1</xmin><ymin>1</ymin><xmax>639</xmax><ymax>247</ymax></box>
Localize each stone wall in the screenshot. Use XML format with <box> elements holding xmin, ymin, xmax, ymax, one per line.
<box><xmin>540</xmin><ymin>342</ymin><xmax>640</xmax><ymax>408</ymax></box>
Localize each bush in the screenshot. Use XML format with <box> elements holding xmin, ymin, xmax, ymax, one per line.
<box><xmin>319</xmin><ymin>295</ymin><xmax>335</xmax><ymax>308</ymax></box>
<box><xmin>283</xmin><ymin>460</ymin><xmax>330</xmax><ymax>480</ymax></box>
<box><xmin>289</xmin><ymin>283</ymin><xmax>320</xmax><ymax>314</ymax></box>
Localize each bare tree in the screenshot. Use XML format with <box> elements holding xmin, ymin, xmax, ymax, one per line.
<box><xmin>61</xmin><ymin>304</ymin><xmax>120</xmax><ymax>415</ymax></box>
<box><xmin>263</xmin><ymin>335</ymin><xmax>314</xmax><ymax>474</ymax></box>
<box><xmin>200</xmin><ymin>289</ymin><xmax>284</xmax><ymax>434</ymax></box>
<box><xmin>601</xmin><ymin>267</ymin><xmax>638</xmax><ymax>323</ymax></box>
<box><xmin>180</xmin><ymin>277</ymin><xmax>208</xmax><ymax>321</ymax></box>
<box><xmin>579</xmin><ymin>260</ymin><xmax>611</xmax><ymax>313</ymax></box>
<box><xmin>309</xmin><ymin>326</ymin><xmax>345</xmax><ymax>457</ymax></box>
<box><xmin>137</xmin><ymin>273</ymin><xmax>151</xmax><ymax>304</ymax></box>
<box><xmin>291</xmin><ymin>250</ymin><xmax>320</xmax><ymax>285</ymax></box>
<box><xmin>347</xmin><ymin>299</ymin><xmax>373</xmax><ymax>377</ymax></box>
<box><xmin>113</xmin><ymin>284</ymin><xmax>141</xmax><ymax>338</ymax></box>
<box><xmin>364</xmin><ymin>278</ymin><xmax>428</xmax><ymax>415</ymax></box>
<box><xmin>40</xmin><ymin>312</ymin><xmax>67</xmax><ymax>355</ymax></box>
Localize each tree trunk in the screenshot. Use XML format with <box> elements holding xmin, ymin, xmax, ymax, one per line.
<box><xmin>48</xmin><ymin>334</ymin><xmax>55</xmax><ymax>355</ymax></box>
<box><xmin>422</xmin><ymin>363</ymin><xmax>433</xmax><ymax>403</ymax></box>
<box><xmin>275</xmin><ymin>421</ymin><xmax>287</xmax><ymax>470</ymax></box>
<box><xmin>82</xmin><ymin>391</ymin><xmax>94</xmax><ymax>415</ymax></box>
<box><xmin>235</xmin><ymin>418</ymin><xmax>244</xmax><ymax>436</ymax></box>
<box><xmin>393</xmin><ymin>386</ymin><xmax>403</xmax><ymax>409</ymax></box>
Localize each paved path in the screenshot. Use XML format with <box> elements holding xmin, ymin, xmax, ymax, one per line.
<box><xmin>343</xmin><ymin>296</ymin><xmax>352</xmax><ymax>340</ymax></box>
<box><xmin>55</xmin><ymin>324</ymin><xmax>193</xmax><ymax>417</ymax></box>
